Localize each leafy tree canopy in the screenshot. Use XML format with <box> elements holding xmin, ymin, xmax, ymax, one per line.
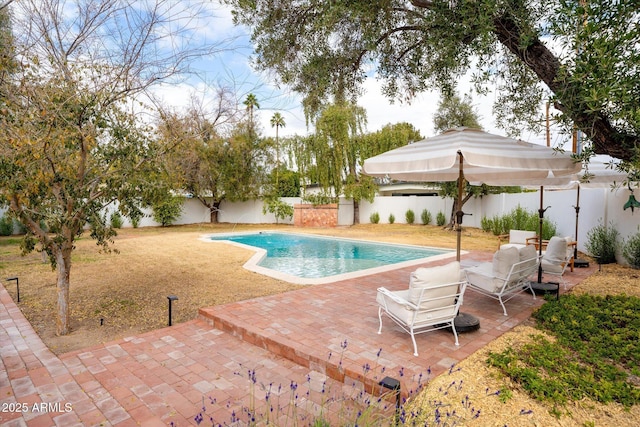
<box><xmin>225</xmin><ymin>0</ymin><xmax>640</xmax><ymax>164</ymax></box>
<box><xmin>0</xmin><ymin>0</ymin><xmax>227</xmax><ymax>335</ymax></box>
<box><xmin>157</xmin><ymin>93</ymin><xmax>266</xmax><ymax>223</ymax></box>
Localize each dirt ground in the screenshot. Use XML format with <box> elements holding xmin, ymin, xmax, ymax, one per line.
<box><xmin>1</xmin><ymin>223</ymin><xmax>639</xmax><ymax>425</ymax></box>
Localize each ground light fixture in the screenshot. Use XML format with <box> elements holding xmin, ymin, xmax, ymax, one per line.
<box><xmin>379</xmin><ymin>376</ymin><xmax>401</xmax><ymax>424</ymax></box>
<box><xmin>6</xmin><ymin>276</ymin><xmax>19</xmax><ymax>302</ymax></box>
<box><xmin>167</xmin><ymin>295</ymin><xmax>179</xmax><ymax>326</ymax></box>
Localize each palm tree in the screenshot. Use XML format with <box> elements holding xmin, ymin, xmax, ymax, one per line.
<box><xmin>243</xmin><ymin>93</ymin><xmax>260</xmax><ymax>139</ymax></box>
<box><xmin>270</xmin><ymin>112</ymin><xmax>286</xmax><ymax>179</ymax></box>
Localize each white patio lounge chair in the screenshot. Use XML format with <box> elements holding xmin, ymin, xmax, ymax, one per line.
<box><xmin>376</xmin><ymin>261</ymin><xmax>467</xmax><ymax>356</ymax></box>
<box><xmin>541</xmin><ymin>236</ymin><xmax>573</xmax><ymax>290</ymax></box>
<box><xmin>464</xmin><ymin>245</ymin><xmax>539</xmax><ymax>316</ymax></box>
<box><xmin>497</xmin><ymin>229</ymin><xmax>537</xmax><ymax>250</ymax></box>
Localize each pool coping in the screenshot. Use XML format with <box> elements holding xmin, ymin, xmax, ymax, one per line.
<box><xmin>200</xmin><ymin>230</ymin><xmax>463</xmax><ymax>285</ymax></box>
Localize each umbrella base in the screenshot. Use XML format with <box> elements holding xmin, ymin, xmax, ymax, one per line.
<box><xmin>453</xmin><ymin>312</ymin><xmax>480</xmax><ymax>333</ymax></box>
<box><xmin>574</xmin><ymin>258</ymin><xmax>590</xmax><ymax>268</ymax></box>
<box><xmin>531</xmin><ymin>281</ymin><xmax>560</xmax><ymax>300</ymax></box>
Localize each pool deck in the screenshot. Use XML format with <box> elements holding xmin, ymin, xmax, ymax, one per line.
<box><xmin>0</xmin><ymin>250</ymin><xmax>597</xmax><ymax>426</ymax></box>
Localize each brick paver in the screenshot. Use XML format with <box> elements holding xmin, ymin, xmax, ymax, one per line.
<box><xmin>1</xmin><ymin>250</ymin><xmax>596</xmax><ymax>426</ymax></box>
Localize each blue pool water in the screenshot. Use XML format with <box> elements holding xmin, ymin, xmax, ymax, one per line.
<box><xmin>208</xmin><ymin>232</ymin><xmax>449</xmax><ymax>281</ymax></box>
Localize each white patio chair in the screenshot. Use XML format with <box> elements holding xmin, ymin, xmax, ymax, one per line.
<box><xmin>497</xmin><ymin>229</ymin><xmax>538</xmax><ymax>250</ymax></box>
<box><xmin>464</xmin><ymin>245</ymin><xmax>539</xmax><ymax>316</ymax></box>
<box><xmin>376</xmin><ymin>261</ymin><xmax>467</xmax><ymax>356</ymax></box>
<box><xmin>541</xmin><ymin>236</ymin><xmax>573</xmax><ymax>290</ymax></box>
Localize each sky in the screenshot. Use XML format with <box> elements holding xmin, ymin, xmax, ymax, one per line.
<box><xmin>153</xmin><ymin>2</ymin><xmax>564</xmax><ymax>149</ymax></box>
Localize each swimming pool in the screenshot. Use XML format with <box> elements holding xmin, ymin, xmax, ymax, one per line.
<box><xmin>205</xmin><ymin>232</ymin><xmax>456</xmax><ymax>285</ymax></box>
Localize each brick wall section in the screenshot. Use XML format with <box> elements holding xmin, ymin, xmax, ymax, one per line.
<box><xmin>293</xmin><ymin>204</ymin><xmax>338</xmax><ymax>227</ymax></box>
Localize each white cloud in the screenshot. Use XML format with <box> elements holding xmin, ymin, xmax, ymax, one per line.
<box><xmin>155</xmin><ymin>2</ymin><xmax>567</xmax><ymax>150</ymax></box>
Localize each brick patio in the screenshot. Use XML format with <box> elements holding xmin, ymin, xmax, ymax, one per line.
<box><xmin>0</xmin><ymin>251</ymin><xmax>596</xmax><ymax>426</ymax></box>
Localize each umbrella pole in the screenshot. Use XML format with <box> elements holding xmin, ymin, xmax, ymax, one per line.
<box><xmin>574</xmin><ymin>185</ymin><xmax>580</xmax><ymax>260</ymax></box>
<box><xmin>456</xmin><ymin>152</ymin><xmax>464</xmax><ymax>261</ymax></box>
<box><xmin>531</xmin><ymin>186</ymin><xmax>560</xmax><ymax>297</ymax></box>
<box><xmin>573</xmin><ymin>185</ymin><xmax>590</xmax><ymax>267</ymax></box>
<box><xmin>537</xmin><ymin>186</ymin><xmax>546</xmax><ymax>283</ymax></box>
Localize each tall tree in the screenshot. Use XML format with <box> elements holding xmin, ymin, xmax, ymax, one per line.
<box><xmin>0</xmin><ymin>0</ymin><xmax>224</xmax><ymax>335</ymax></box>
<box><xmin>351</xmin><ymin>122</ymin><xmax>422</xmax><ymax>223</ymax></box>
<box><xmin>224</xmin><ymin>0</ymin><xmax>640</xmax><ymax>165</ymax></box>
<box><xmin>159</xmin><ymin>104</ymin><xmax>266</xmax><ymax>223</ymax></box>
<box><xmin>433</xmin><ymin>93</ymin><xmax>482</xmax><ymax>133</ymax></box>
<box><xmin>270</xmin><ymin>112</ymin><xmax>286</xmax><ymax>187</ymax></box>
<box><xmin>243</xmin><ymin>93</ymin><xmax>260</xmax><ymax>142</ymax></box>
<box><xmin>433</xmin><ymin>93</ymin><xmax>487</xmax><ymax>226</ymax></box>
<box><xmin>309</xmin><ymin>102</ymin><xmax>367</xmax><ymax>211</ymax></box>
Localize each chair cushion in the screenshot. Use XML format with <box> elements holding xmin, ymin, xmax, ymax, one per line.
<box><xmin>492</xmin><ymin>247</ymin><xmax>519</xmax><ymax>279</ymax></box>
<box><xmin>509</xmin><ymin>230</ymin><xmax>537</xmax><ymax>245</ymax></box>
<box><xmin>408</xmin><ymin>261</ymin><xmax>460</xmax><ymax>305</ymax></box>
<box><xmin>518</xmin><ymin>245</ymin><xmax>538</xmax><ymax>278</ymax></box>
<box><xmin>541</xmin><ymin>258</ymin><xmax>564</xmax><ymax>274</ymax></box>
<box><xmin>465</xmin><ymin>262</ymin><xmax>502</xmax><ymax>292</ymax></box>
<box><xmin>378</xmin><ymin>289</ymin><xmax>456</xmax><ymax>326</ymax></box>
<box><xmin>564</xmin><ymin>236</ymin><xmax>574</xmax><ymax>259</ymax></box>
<box><xmin>544</xmin><ymin>236</ymin><xmax>567</xmax><ymax>264</ymax></box>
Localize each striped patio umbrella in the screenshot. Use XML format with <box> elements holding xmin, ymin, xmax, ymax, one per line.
<box><xmin>363</xmin><ymin>127</ymin><xmax>582</xmax><ymax>260</ymax></box>
<box><xmin>513</xmin><ymin>155</ymin><xmax>632</xmax><ymax>266</ymax></box>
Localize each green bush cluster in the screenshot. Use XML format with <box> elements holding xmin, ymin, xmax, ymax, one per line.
<box><xmin>388</xmin><ymin>213</ymin><xmax>395</xmax><ymax>224</ymax></box>
<box><xmin>110</xmin><ymin>211</ymin><xmax>124</xmax><ymax>229</ymax></box>
<box><xmin>420</xmin><ymin>209</ymin><xmax>432</xmax><ymax>225</ymax></box>
<box><xmin>481</xmin><ymin>205</ymin><xmax>557</xmax><ymax>239</ymax></box>
<box><xmin>585</xmin><ymin>221</ymin><xmax>619</xmax><ymax>264</ymax></box>
<box><xmin>369</xmin><ymin>212</ymin><xmax>380</xmax><ymax>224</ymax></box>
<box><xmin>0</xmin><ymin>215</ymin><xmax>13</xmax><ymax>236</ymax></box>
<box><xmin>405</xmin><ymin>209</ymin><xmax>415</xmax><ymax>224</ymax></box>
<box><xmin>436</xmin><ymin>211</ymin><xmax>446</xmax><ymax>226</ymax></box>
<box><xmin>262</xmin><ymin>197</ymin><xmax>294</xmax><ymax>223</ymax></box>
<box><xmin>152</xmin><ymin>195</ymin><xmax>183</xmax><ymax>227</ymax></box>
<box><xmin>622</xmin><ymin>231</ymin><xmax>640</xmax><ymax>268</ymax></box>
<box><xmin>489</xmin><ymin>294</ymin><xmax>640</xmax><ymax>412</ymax></box>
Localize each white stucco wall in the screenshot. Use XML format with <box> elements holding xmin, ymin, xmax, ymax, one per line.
<box><xmin>3</xmin><ymin>188</ymin><xmax>640</xmax><ymax>262</ymax></box>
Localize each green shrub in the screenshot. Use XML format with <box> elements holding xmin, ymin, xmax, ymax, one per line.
<box><xmin>480</xmin><ymin>215</ymin><xmax>491</xmax><ymax>232</ymax></box>
<box><xmin>436</xmin><ymin>211</ymin><xmax>446</xmax><ymax>226</ymax></box>
<box><xmin>369</xmin><ymin>212</ymin><xmax>380</xmax><ymax>224</ymax></box>
<box><xmin>421</xmin><ymin>209</ymin><xmax>432</xmax><ymax>225</ymax></box>
<box><xmin>510</xmin><ymin>205</ymin><xmax>530</xmax><ymax>230</ymax></box>
<box><xmin>0</xmin><ymin>215</ymin><xmax>13</xmax><ymax>236</ymax></box>
<box><xmin>585</xmin><ymin>221</ymin><xmax>619</xmax><ymax>264</ymax></box>
<box><xmin>622</xmin><ymin>231</ymin><xmax>640</xmax><ymax>268</ymax></box>
<box><xmin>490</xmin><ymin>294</ymin><xmax>640</xmax><ymax>409</ymax></box>
<box><xmin>152</xmin><ymin>195</ymin><xmax>183</xmax><ymax>227</ymax></box>
<box><xmin>263</xmin><ymin>197</ymin><xmax>294</xmax><ymax>223</ymax></box>
<box><xmin>480</xmin><ymin>206</ymin><xmax>556</xmax><ymax>239</ymax></box>
<box><xmin>405</xmin><ymin>209</ymin><xmax>415</xmax><ymax>224</ymax></box>
<box><xmin>388</xmin><ymin>213</ymin><xmax>395</xmax><ymax>224</ymax></box>
<box><xmin>110</xmin><ymin>211</ymin><xmax>124</xmax><ymax>229</ymax></box>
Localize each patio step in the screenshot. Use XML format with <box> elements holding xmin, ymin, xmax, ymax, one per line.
<box><xmin>197</xmin><ymin>306</ymin><xmax>389</xmax><ymax>397</ymax></box>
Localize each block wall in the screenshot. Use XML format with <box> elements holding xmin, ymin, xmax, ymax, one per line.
<box><xmin>293</xmin><ymin>204</ymin><xmax>338</xmax><ymax>227</ymax></box>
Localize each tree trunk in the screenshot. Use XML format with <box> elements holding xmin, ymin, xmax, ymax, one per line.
<box><xmin>55</xmin><ymin>248</ymin><xmax>72</xmax><ymax>336</ymax></box>
<box><xmin>353</xmin><ymin>200</ymin><xmax>360</xmax><ymax>224</ymax></box>
<box><xmin>492</xmin><ymin>12</ymin><xmax>637</xmax><ymax>161</ymax></box>
<box><xmin>209</xmin><ymin>201</ymin><xmax>221</xmax><ymax>223</ymax></box>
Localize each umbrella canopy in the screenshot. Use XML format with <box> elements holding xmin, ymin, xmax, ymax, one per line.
<box><xmin>511</xmin><ymin>155</ymin><xmax>629</xmax><ymax>189</ymax></box>
<box><xmin>363</xmin><ymin>127</ymin><xmax>582</xmax><ymax>260</ymax></box>
<box><xmin>513</xmin><ymin>155</ymin><xmax>631</xmax><ymax>265</ymax></box>
<box><xmin>363</xmin><ymin>127</ymin><xmax>581</xmax><ymax>185</ymax></box>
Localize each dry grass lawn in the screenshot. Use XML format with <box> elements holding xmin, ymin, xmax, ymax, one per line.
<box><xmin>1</xmin><ymin>222</ymin><xmax>639</xmax><ymax>426</ymax></box>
